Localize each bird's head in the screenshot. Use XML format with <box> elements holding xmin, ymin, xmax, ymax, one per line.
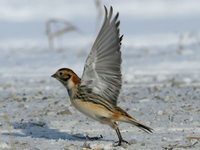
<box><xmin>51</xmin><ymin>68</ymin><xmax>80</xmax><ymax>89</ymax></box>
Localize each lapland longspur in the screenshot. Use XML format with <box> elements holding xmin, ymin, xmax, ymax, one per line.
<box><xmin>52</xmin><ymin>6</ymin><xmax>153</xmax><ymax>146</ymax></box>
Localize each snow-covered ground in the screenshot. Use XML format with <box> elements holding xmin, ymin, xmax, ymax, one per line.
<box><xmin>0</xmin><ymin>0</ymin><xmax>200</xmax><ymax>149</ymax></box>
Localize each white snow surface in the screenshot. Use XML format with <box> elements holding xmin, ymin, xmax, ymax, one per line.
<box><xmin>0</xmin><ymin>0</ymin><xmax>200</xmax><ymax>150</ymax></box>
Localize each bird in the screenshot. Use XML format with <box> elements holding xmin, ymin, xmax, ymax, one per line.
<box><xmin>51</xmin><ymin>6</ymin><xmax>153</xmax><ymax>146</ymax></box>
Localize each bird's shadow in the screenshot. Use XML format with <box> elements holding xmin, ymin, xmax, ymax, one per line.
<box><xmin>3</xmin><ymin>121</ymin><xmax>107</xmax><ymax>141</ymax></box>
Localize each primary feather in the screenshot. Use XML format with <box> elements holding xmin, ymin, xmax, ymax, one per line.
<box><xmin>81</xmin><ymin>6</ymin><xmax>123</xmax><ymax>106</ymax></box>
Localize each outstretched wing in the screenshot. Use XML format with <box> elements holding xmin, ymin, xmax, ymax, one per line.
<box><xmin>81</xmin><ymin>6</ymin><xmax>123</xmax><ymax>106</ymax></box>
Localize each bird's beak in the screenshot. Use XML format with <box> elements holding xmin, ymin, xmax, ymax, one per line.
<box><xmin>51</xmin><ymin>73</ymin><xmax>57</xmax><ymax>78</ymax></box>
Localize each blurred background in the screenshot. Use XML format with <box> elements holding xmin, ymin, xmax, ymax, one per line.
<box><xmin>1</xmin><ymin>1</ymin><xmax>200</xmax><ymax>149</ymax></box>
<box><xmin>1</xmin><ymin>0</ymin><xmax>200</xmax><ymax>82</ymax></box>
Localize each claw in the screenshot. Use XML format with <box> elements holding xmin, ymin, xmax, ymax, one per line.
<box><xmin>114</xmin><ymin>139</ymin><xmax>130</xmax><ymax>146</ymax></box>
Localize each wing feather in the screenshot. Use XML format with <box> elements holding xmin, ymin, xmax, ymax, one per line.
<box><xmin>81</xmin><ymin>6</ymin><xmax>122</xmax><ymax>106</ymax></box>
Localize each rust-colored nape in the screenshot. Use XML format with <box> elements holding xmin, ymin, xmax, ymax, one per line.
<box><xmin>72</xmin><ymin>74</ymin><xmax>81</xmax><ymax>85</ymax></box>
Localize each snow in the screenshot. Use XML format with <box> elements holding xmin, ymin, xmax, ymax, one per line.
<box><xmin>0</xmin><ymin>0</ymin><xmax>200</xmax><ymax>149</ymax></box>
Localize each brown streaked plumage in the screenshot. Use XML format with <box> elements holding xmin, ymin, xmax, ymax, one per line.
<box><xmin>51</xmin><ymin>6</ymin><xmax>153</xmax><ymax>146</ymax></box>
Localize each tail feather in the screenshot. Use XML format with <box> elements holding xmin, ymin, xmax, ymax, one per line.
<box><xmin>129</xmin><ymin>119</ymin><xmax>153</xmax><ymax>133</ymax></box>
<box><xmin>113</xmin><ymin>106</ymin><xmax>153</xmax><ymax>133</ymax></box>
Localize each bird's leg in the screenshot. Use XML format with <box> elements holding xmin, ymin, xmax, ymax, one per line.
<box><xmin>114</xmin><ymin>127</ymin><xmax>129</xmax><ymax>146</ymax></box>
<box><xmin>112</xmin><ymin>122</ymin><xmax>129</xmax><ymax>146</ymax></box>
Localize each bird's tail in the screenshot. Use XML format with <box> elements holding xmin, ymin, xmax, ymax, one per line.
<box><xmin>127</xmin><ymin>118</ymin><xmax>153</xmax><ymax>133</ymax></box>
<box><xmin>114</xmin><ymin>107</ymin><xmax>153</xmax><ymax>133</ymax></box>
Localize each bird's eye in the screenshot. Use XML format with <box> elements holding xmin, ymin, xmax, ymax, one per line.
<box><xmin>59</xmin><ymin>72</ymin><xmax>63</xmax><ymax>76</ymax></box>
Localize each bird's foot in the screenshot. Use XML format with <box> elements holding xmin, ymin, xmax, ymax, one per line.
<box><xmin>113</xmin><ymin>139</ymin><xmax>130</xmax><ymax>146</ymax></box>
<box><xmin>86</xmin><ymin>135</ymin><xmax>103</xmax><ymax>141</ymax></box>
